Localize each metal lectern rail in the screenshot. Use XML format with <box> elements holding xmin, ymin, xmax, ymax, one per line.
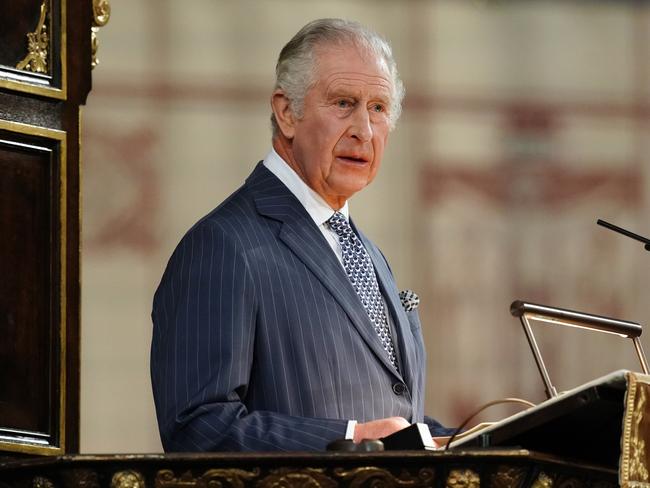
<box><xmin>510</xmin><ymin>300</ymin><xmax>649</xmax><ymax>399</ymax></box>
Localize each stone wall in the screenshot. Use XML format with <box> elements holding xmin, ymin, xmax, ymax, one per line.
<box><xmin>80</xmin><ymin>0</ymin><xmax>650</xmax><ymax>452</ymax></box>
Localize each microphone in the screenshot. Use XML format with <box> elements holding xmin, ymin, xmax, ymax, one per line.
<box><xmin>596</xmin><ymin>219</ymin><xmax>650</xmax><ymax>251</ymax></box>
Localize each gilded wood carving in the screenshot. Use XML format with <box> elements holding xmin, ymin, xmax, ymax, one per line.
<box><xmin>62</xmin><ymin>469</ymin><xmax>101</xmax><ymax>488</ymax></box>
<box><xmin>334</xmin><ymin>466</ymin><xmax>435</xmax><ymax>487</ymax></box>
<box><xmin>531</xmin><ymin>472</ymin><xmax>553</xmax><ymax>488</ymax></box>
<box><xmin>259</xmin><ymin>468</ymin><xmax>337</xmax><ymax>488</ymax></box>
<box><xmin>156</xmin><ymin>468</ymin><xmax>260</xmax><ymax>487</ymax></box>
<box><xmin>490</xmin><ymin>466</ymin><xmax>527</xmax><ymax>488</ymax></box>
<box><xmin>91</xmin><ymin>0</ymin><xmax>111</xmax><ymax>69</ymax></box>
<box><xmin>111</xmin><ymin>470</ymin><xmax>146</xmax><ymax>488</ymax></box>
<box><xmin>447</xmin><ymin>469</ymin><xmax>480</xmax><ymax>488</ymax></box>
<box><xmin>620</xmin><ymin>372</ymin><xmax>650</xmax><ymax>487</ymax></box>
<box><xmin>31</xmin><ymin>477</ymin><xmax>55</xmax><ymax>488</ymax></box>
<box><xmin>16</xmin><ymin>0</ymin><xmax>49</xmax><ymax>73</ymax></box>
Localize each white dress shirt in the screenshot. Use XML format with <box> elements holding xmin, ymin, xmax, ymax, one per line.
<box><xmin>263</xmin><ymin>148</ymin><xmax>349</xmax><ymax>265</ymax></box>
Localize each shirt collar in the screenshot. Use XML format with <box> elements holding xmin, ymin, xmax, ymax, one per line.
<box><xmin>263</xmin><ymin>148</ymin><xmax>349</xmax><ymax>226</ymax></box>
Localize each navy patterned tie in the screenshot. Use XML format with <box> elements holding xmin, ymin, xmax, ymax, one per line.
<box><xmin>328</xmin><ymin>212</ymin><xmax>398</xmax><ymax>370</ymax></box>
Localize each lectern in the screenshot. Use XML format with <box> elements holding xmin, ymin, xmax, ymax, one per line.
<box><xmin>450</xmin><ymin>369</ymin><xmax>650</xmax><ymax>487</ymax></box>
<box><xmin>447</xmin><ymin>300</ymin><xmax>650</xmax><ymax>487</ymax></box>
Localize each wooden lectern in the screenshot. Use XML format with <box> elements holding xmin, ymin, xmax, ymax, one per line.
<box><xmin>450</xmin><ymin>369</ymin><xmax>650</xmax><ymax>487</ymax></box>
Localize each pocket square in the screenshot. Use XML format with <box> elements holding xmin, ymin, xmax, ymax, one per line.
<box><xmin>399</xmin><ymin>289</ymin><xmax>419</xmax><ymax>312</ymax></box>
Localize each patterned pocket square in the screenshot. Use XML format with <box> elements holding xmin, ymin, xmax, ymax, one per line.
<box><xmin>399</xmin><ymin>289</ymin><xmax>419</xmax><ymax>312</ymax></box>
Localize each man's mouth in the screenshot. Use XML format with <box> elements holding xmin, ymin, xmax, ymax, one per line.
<box><xmin>337</xmin><ymin>155</ymin><xmax>369</xmax><ymax>164</ymax></box>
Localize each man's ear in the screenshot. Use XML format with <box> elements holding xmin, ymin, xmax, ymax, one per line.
<box><xmin>271</xmin><ymin>90</ymin><xmax>297</xmax><ymax>139</ymax></box>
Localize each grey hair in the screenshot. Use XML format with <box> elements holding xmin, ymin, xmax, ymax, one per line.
<box><xmin>271</xmin><ymin>18</ymin><xmax>405</xmax><ymax>136</ymax></box>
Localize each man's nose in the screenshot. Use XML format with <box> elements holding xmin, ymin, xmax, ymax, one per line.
<box><xmin>348</xmin><ymin>107</ymin><xmax>372</xmax><ymax>142</ymax></box>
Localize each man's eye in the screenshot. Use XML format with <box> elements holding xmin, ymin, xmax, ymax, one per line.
<box><xmin>371</xmin><ymin>104</ymin><xmax>385</xmax><ymax>113</ymax></box>
<box><xmin>337</xmin><ymin>100</ymin><xmax>351</xmax><ymax>108</ymax></box>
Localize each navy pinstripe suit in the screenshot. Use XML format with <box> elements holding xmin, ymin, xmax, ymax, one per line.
<box><xmin>151</xmin><ymin>162</ymin><xmax>451</xmax><ymax>451</ymax></box>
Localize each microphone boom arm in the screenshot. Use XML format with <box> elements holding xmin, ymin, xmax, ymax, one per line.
<box><xmin>597</xmin><ymin>219</ymin><xmax>650</xmax><ymax>251</ymax></box>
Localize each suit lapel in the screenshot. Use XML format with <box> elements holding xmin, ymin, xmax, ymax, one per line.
<box><xmin>248</xmin><ymin>163</ymin><xmax>402</xmax><ymax>379</ymax></box>
<box><xmin>357</xmin><ymin>226</ymin><xmax>417</xmax><ymax>391</ymax></box>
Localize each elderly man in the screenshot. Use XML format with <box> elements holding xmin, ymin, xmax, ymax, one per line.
<box><xmin>151</xmin><ymin>18</ymin><xmax>451</xmax><ymax>452</ymax></box>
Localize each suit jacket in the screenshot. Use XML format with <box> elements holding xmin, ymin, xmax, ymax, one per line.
<box><xmin>151</xmin><ymin>162</ymin><xmax>451</xmax><ymax>452</ymax></box>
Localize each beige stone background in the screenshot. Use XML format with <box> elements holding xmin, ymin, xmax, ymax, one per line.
<box><xmin>80</xmin><ymin>0</ymin><xmax>650</xmax><ymax>452</ymax></box>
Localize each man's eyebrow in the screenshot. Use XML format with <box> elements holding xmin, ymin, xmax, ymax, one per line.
<box><xmin>371</xmin><ymin>93</ymin><xmax>391</xmax><ymax>103</ymax></box>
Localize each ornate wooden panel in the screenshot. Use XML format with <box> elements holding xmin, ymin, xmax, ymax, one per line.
<box><xmin>0</xmin><ymin>451</ymin><xmax>620</xmax><ymax>488</ymax></box>
<box><xmin>0</xmin><ymin>121</ymin><xmax>67</xmax><ymax>455</ymax></box>
<box><xmin>0</xmin><ymin>0</ymin><xmax>105</xmax><ymax>456</ymax></box>
<box><xmin>0</xmin><ymin>1</ymin><xmax>66</xmax><ymax>99</ymax></box>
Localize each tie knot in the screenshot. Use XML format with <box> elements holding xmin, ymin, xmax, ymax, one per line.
<box><xmin>328</xmin><ymin>212</ymin><xmax>354</xmax><ymax>239</ymax></box>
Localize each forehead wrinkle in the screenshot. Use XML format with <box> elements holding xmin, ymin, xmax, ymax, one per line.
<box><xmin>323</xmin><ymin>75</ymin><xmax>392</xmax><ymax>100</ymax></box>
<box><xmin>323</xmin><ymin>71</ymin><xmax>391</xmax><ymax>88</ymax></box>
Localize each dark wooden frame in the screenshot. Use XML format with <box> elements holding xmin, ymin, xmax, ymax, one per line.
<box><xmin>0</xmin><ymin>0</ymin><xmax>92</xmax><ymax>456</ymax></box>
<box><xmin>0</xmin><ymin>451</ymin><xmax>620</xmax><ymax>488</ymax></box>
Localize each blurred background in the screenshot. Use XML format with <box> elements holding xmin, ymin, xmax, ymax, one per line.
<box><xmin>80</xmin><ymin>0</ymin><xmax>650</xmax><ymax>452</ymax></box>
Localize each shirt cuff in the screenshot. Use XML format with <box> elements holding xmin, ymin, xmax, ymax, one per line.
<box><xmin>345</xmin><ymin>420</ymin><xmax>357</xmax><ymax>440</ymax></box>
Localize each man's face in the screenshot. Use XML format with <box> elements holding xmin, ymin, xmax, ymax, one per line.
<box><xmin>278</xmin><ymin>44</ymin><xmax>394</xmax><ymax>209</ymax></box>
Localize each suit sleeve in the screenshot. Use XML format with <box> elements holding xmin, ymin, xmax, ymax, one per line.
<box><xmin>423</xmin><ymin>416</ymin><xmax>457</xmax><ymax>437</ymax></box>
<box><xmin>151</xmin><ymin>220</ymin><xmax>347</xmax><ymax>452</ymax></box>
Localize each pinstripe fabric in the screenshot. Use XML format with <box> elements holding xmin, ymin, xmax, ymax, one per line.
<box><xmin>151</xmin><ymin>162</ymin><xmax>451</xmax><ymax>452</ymax></box>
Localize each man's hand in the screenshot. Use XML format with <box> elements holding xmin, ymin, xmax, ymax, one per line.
<box><xmin>353</xmin><ymin>417</ymin><xmax>410</xmax><ymax>443</ymax></box>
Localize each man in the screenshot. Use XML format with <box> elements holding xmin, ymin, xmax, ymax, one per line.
<box><xmin>151</xmin><ymin>18</ymin><xmax>452</xmax><ymax>452</ymax></box>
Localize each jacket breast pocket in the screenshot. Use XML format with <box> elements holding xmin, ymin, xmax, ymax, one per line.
<box><xmin>405</xmin><ymin>309</ymin><xmax>422</xmax><ymax>332</ymax></box>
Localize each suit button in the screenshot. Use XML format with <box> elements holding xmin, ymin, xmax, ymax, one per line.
<box><xmin>392</xmin><ymin>383</ymin><xmax>407</xmax><ymax>395</ymax></box>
